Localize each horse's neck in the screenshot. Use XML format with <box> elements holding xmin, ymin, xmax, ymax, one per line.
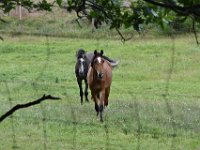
<box><xmin>92</xmin><ymin>69</ymin><xmax>97</xmax><ymax>79</ymax></box>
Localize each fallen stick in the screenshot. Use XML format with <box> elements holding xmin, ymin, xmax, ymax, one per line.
<box><xmin>0</xmin><ymin>94</ymin><xmax>61</xmax><ymax>123</ymax></box>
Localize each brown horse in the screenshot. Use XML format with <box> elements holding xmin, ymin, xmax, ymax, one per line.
<box><xmin>87</xmin><ymin>50</ymin><xmax>112</xmax><ymax>122</ymax></box>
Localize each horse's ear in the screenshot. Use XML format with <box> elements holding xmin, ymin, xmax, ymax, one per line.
<box><xmin>94</xmin><ymin>50</ymin><xmax>97</xmax><ymax>55</ymax></box>
<box><xmin>100</xmin><ymin>50</ymin><xmax>104</xmax><ymax>56</ymax></box>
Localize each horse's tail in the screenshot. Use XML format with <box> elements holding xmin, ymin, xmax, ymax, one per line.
<box><xmin>102</xmin><ymin>55</ymin><xmax>119</xmax><ymax>67</ymax></box>
<box><xmin>110</xmin><ymin>60</ymin><xmax>119</xmax><ymax>67</ymax></box>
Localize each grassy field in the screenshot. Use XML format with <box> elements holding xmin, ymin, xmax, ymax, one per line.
<box><xmin>0</xmin><ymin>33</ymin><xmax>200</xmax><ymax>150</ymax></box>
<box><xmin>0</xmin><ymin>7</ymin><xmax>167</xmax><ymax>40</ymax></box>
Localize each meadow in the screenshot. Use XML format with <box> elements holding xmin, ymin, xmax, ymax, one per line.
<box><xmin>0</xmin><ymin>10</ymin><xmax>200</xmax><ymax>150</ymax></box>
<box><xmin>0</xmin><ymin>34</ymin><xmax>200</xmax><ymax>150</ymax></box>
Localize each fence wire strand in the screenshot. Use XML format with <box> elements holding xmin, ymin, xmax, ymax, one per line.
<box><xmin>162</xmin><ymin>33</ymin><xmax>176</xmax><ymax>150</ymax></box>
<box><xmin>134</xmin><ymin>99</ymin><xmax>141</xmax><ymax>150</ymax></box>
<box><xmin>28</xmin><ymin>35</ymin><xmax>51</xmax><ymax>150</ymax></box>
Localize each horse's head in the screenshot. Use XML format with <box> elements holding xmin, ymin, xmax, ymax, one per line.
<box><xmin>76</xmin><ymin>49</ymin><xmax>88</xmax><ymax>78</ymax></box>
<box><xmin>92</xmin><ymin>50</ymin><xmax>105</xmax><ymax>80</ymax></box>
<box><xmin>76</xmin><ymin>49</ymin><xmax>86</xmax><ymax>59</ymax></box>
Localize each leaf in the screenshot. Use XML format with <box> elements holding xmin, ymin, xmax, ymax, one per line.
<box><xmin>150</xmin><ymin>9</ymin><xmax>158</xmax><ymax>17</ymax></box>
<box><xmin>178</xmin><ymin>16</ymin><xmax>188</xmax><ymax>23</ymax></box>
<box><xmin>90</xmin><ymin>11</ymin><xmax>98</xmax><ymax>18</ymax></box>
<box><xmin>56</xmin><ymin>0</ymin><xmax>62</xmax><ymax>7</ymax></box>
<box><xmin>159</xmin><ymin>18</ymin><xmax>170</xmax><ymax>31</ymax></box>
<box><xmin>34</xmin><ymin>0</ymin><xmax>53</xmax><ymax>11</ymax></box>
<box><xmin>162</xmin><ymin>18</ymin><xmax>169</xmax><ymax>24</ymax></box>
<box><xmin>0</xmin><ymin>36</ymin><xmax>3</xmax><ymax>41</ymax></box>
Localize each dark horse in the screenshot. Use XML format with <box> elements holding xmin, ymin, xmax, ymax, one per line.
<box><xmin>75</xmin><ymin>48</ymin><xmax>118</xmax><ymax>105</ymax></box>
<box><xmin>87</xmin><ymin>50</ymin><xmax>112</xmax><ymax>122</ymax></box>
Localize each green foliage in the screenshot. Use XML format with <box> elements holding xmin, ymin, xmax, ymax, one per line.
<box><xmin>56</xmin><ymin>0</ymin><xmax>62</xmax><ymax>7</ymax></box>
<box><xmin>33</xmin><ymin>0</ymin><xmax>53</xmax><ymax>11</ymax></box>
<box><xmin>1</xmin><ymin>0</ymin><xmax>200</xmax><ymax>37</ymax></box>
<box><xmin>0</xmin><ymin>0</ymin><xmax>57</xmax><ymax>12</ymax></box>
<box><xmin>64</xmin><ymin>0</ymin><xmax>200</xmax><ymax>35</ymax></box>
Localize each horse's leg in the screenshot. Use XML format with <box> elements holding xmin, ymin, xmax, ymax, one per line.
<box><xmin>105</xmin><ymin>87</ymin><xmax>110</xmax><ymax>107</ymax></box>
<box><xmin>77</xmin><ymin>78</ymin><xmax>83</xmax><ymax>104</ymax></box>
<box><xmin>99</xmin><ymin>90</ymin><xmax>105</xmax><ymax>122</ymax></box>
<box><xmin>95</xmin><ymin>102</ymin><xmax>99</xmax><ymax>116</ymax></box>
<box><xmin>91</xmin><ymin>91</ymin><xmax>99</xmax><ymax>115</ymax></box>
<box><xmin>84</xmin><ymin>79</ymin><xmax>89</xmax><ymax>102</ymax></box>
<box><xmin>99</xmin><ymin>104</ymin><xmax>104</xmax><ymax>122</ymax></box>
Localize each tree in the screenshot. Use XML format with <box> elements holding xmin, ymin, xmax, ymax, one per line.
<box><xmin>65</xmin><ymin>0</ymin><xmax>200</xmax><ymax>42</ymax></box>
<box><xmin>0</xmin><ymin>0</ymin><xmax>54</xmax><ymax>13</ymax></box>
<box><xmin>1</xmin><ymin>0</ymin><xmax>200</xmax><ymax>42</ymax></box>
<box><xmin>0</xmin><ymin>0</ymin><xmax>57</xmax><ymax>40</ymax></box>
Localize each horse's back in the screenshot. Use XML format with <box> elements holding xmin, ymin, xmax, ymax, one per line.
<box><xmin>85</xmin><ymin>52</ymin><xmax>94</xmax><ymax>62</ymax></box>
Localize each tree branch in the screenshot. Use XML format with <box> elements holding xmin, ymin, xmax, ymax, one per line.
<box><xmin>0</xmin><ymin>94</ymin><xmax>61</xmax><ymax>123</ymax></box>
<box><xmin>143</xmin><ymin>0</ymin><xmax>200</xmax><ymax>18</ymax></box>
<box><xmin>192</xmin><ymin>19</ymin><xmax>199</xmax><ymax>45</ymax></box>
<box><xmin>86</xmin><ymin>0</ymin><xmax>112</xmax><ymax>20</ymax></box>
<box><xmin>116</xmin><ymin>28</ymin><xmax>134</xmax><ymax>43</ymax></box>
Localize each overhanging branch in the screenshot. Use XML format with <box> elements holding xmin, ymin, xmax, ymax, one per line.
<box><xmin>143</xmin><ymin>0</ymin><xmax>200</xmax><ymax>18</ymax></box>
<box><xmin>0</xmin><ymin>94</ymin><xmax>61</xmax><ymax>123</ymax></box>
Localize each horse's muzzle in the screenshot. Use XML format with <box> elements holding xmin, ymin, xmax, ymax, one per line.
<box><xmin>97</xmin><ymin>72</ymin><xmax>104</xmax><ymax>79</ymax></box>
<box><xmin>79</xmin><ymin>72</ymin><xmax>85</xmax><ymax>78</ymax></box>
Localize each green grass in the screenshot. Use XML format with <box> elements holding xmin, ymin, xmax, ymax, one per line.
<box><xmin>1</xmin><ymin>8</ymin><xmax>168</xmax><ymax>40</ymax></box>
<box><xmin>1</xmin><ymin>34</ymin><xmax>200</xmax><ymax>150</ymax></box>
<box><xmin>0</xmin><ymin>10</ymin><xmax>121</xmax><ymax>39</ymax></box>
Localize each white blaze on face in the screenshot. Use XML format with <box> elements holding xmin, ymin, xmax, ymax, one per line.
<box><xmin>97</xmin><ymin>57</ymin><xmax>102</xmax><ymax>63</ymax></box>
<box><xmin>79</xmin><ymin>58</ymin><xmax>85</xmax><ymax>74</ymax></box>
<box><xmin>96</xmin><ymin>57</ymin><xmax>104</xmax><ymax>79</ymax></box>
